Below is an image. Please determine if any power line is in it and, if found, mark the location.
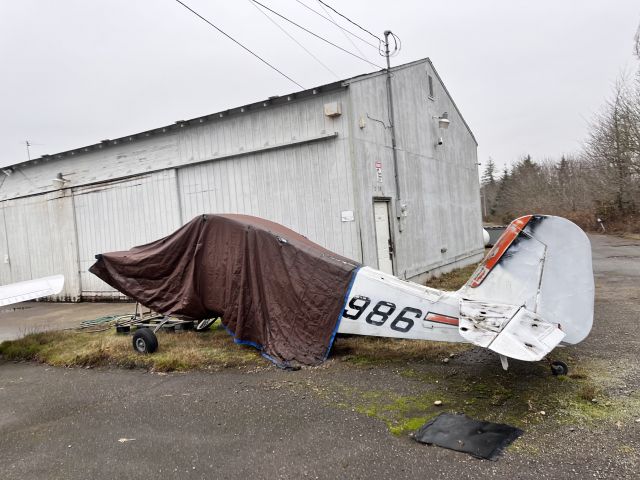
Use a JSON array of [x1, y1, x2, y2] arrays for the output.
[[173, 0, 304, 89], [316, 0, 381, 42], [292, 0, 378, 49], [250, 1, 384, 70], [315, 0, 372, 63], [249, 1, 340, 79]]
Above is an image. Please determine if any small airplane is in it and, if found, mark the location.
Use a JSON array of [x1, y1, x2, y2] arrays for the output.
[[90, 213, 593, 375], [0, 275, 65, 308], [338, 215, 594, 374]]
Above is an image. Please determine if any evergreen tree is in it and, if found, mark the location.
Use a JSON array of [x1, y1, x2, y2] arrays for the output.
[[481, 157, 497, 186]]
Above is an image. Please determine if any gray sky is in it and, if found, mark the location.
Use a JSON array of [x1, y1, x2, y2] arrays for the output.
[[1, 0, 639, 171]]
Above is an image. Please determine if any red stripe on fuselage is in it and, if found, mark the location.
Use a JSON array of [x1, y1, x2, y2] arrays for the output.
[[425, 312, 459, 326]]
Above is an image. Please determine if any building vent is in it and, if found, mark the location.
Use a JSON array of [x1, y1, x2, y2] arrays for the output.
[[324, 102, 342, 117]]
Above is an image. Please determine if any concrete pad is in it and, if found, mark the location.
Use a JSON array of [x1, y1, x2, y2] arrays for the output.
[[0, 302, 135, 343]]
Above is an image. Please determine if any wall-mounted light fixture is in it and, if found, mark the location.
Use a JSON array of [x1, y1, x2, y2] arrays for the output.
[[51, 172, 69, 188], [433, 111, 450, 130]]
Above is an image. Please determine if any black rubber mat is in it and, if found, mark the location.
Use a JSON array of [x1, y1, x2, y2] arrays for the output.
[[413, 413, 523, 460]]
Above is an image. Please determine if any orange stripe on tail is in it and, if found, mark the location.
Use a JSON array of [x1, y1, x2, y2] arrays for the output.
[[469, 215, 533, 288]]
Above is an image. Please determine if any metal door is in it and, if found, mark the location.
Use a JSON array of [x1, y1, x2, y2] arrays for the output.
[[373, 200, 394, 274]]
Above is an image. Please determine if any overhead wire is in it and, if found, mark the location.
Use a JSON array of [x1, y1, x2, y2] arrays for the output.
[[315, 0, 372, 64], [249, 0, 340, 80], [250, 0, 384, 69], [173, 0, 304, 89], [310, 1, 401, 60], [292, 0, 378, 49], [316, 0, 381, 43]]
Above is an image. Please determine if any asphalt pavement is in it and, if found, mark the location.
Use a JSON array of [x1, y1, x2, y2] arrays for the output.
[[0, 234, 638, 479]]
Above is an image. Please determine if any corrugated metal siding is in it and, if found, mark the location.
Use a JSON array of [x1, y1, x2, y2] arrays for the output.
[[346, 61, 483, 279], [0, 192, 80, 300], [0, 61, 481, 299], [0, 208, 9, 286], [0, 135, 179, 202], [73, 170, 181, 298], [177, 137, 359, 261]]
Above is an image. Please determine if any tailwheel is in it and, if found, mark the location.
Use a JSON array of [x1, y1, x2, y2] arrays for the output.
[[550, 360, 569, 376]]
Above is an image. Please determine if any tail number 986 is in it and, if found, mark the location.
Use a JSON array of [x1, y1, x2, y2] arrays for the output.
[[342, 295, 420, 333]]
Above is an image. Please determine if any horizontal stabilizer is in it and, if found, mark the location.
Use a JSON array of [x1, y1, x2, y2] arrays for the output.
[[459, 300, 565, 361], [0, 275, 65, 307]]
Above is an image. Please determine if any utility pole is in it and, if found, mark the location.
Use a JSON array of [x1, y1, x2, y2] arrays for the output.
[[383, 30, 403, 226], [25, 140, 32, 161]]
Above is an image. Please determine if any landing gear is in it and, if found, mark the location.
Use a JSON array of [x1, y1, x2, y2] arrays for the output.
[[550, 360, 569, 376]]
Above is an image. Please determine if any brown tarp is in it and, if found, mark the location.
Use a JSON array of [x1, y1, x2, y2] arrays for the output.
[[89, 214, 360, 365]]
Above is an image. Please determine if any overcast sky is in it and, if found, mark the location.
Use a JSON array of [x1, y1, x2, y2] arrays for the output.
[[1, 0, 639, 171]]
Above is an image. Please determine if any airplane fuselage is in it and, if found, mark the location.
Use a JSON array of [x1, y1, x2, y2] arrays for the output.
[[337, 267, 466, 344]]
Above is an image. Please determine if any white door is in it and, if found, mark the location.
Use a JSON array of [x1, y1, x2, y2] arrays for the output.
[[373, 201, 394, 274]]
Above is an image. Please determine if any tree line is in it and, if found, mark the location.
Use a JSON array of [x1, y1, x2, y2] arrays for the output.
[[481, 26, 640, 233]]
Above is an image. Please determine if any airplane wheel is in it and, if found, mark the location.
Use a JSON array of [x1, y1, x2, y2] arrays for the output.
[[132, 328, 158, 354], [550, 361, 568, 376]]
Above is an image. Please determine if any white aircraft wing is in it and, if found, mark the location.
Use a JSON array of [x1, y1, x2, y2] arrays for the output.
[[0, 275, 65, 307]]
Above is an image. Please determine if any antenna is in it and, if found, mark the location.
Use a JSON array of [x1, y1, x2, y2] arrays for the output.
[[22, 140, 43, 161]]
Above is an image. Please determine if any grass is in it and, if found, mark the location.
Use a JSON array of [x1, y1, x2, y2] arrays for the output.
[[423, 262, 479, 291], [0, 323, 261, 371], [332, 336, 471, 366]]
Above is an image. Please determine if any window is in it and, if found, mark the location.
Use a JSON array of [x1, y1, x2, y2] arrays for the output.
[[428, 74, 434, 99]]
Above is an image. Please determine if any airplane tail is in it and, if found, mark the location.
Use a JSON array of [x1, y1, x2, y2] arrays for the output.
[[457, 215, 594, 362]]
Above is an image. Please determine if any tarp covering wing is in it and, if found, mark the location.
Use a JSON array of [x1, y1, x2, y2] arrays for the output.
[[90, 214, 359, 365]]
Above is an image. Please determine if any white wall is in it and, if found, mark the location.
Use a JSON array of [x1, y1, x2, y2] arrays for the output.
[[0, 61, 483, 299], [0, 191, 81, 300], [346, 60, 484, 279]]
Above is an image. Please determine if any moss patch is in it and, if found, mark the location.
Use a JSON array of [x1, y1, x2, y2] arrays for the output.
[[306, 358, 640, 437]]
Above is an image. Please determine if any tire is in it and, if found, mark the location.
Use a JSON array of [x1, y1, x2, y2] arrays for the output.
[[550, 360, 569, 376], [132, 328, 158, 354], [194, 318, 217, 332], [115, 325, 130, 334]]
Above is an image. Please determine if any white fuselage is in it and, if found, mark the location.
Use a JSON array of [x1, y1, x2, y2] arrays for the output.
[[336, 266, 568, 364], [337, 267, 466, 343]]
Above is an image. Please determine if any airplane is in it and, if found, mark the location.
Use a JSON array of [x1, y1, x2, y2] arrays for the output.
[[0, 275, 65, 308], [338, 214, 594, 375], [90, 213, 593, 375]]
